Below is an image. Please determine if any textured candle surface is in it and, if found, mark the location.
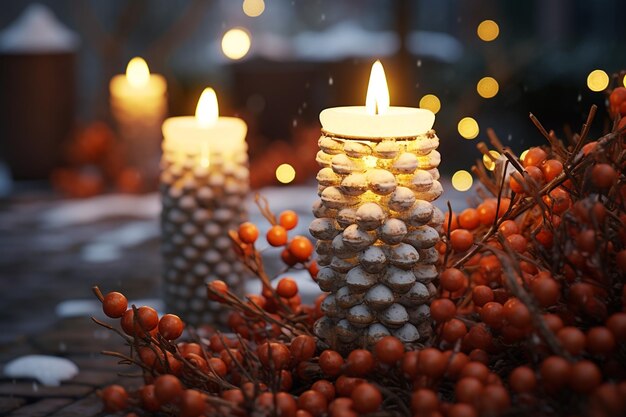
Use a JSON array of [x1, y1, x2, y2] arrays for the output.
[[311, 130, 443, 350], [160, 142, 249, 326]]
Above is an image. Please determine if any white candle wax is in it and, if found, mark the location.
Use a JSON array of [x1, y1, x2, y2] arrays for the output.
[[320, 106, 434, 139], [162, 116, 247, 157], [162, 88, 247, 163], [320, 60, 434, 139]]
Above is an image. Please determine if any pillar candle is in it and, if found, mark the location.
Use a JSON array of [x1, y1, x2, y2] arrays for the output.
[[160, 88, 249, 326], [310, 61, 444, 350], [110, 57, 167, 183]]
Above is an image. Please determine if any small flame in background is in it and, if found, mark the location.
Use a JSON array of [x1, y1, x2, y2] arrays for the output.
[[126, 57, 150, 88], [196, 88, 219, 128]]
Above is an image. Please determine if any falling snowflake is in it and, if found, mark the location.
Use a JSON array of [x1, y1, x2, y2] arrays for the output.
[[417, 60, 422, 67], [329, 77, 334, 85]]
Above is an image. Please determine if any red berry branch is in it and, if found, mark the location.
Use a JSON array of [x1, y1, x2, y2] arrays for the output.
[[91, 75, 626, 417]]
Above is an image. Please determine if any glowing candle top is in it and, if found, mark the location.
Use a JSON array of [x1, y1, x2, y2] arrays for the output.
[[162, 88, 247, 157], [320, 61, 435, 139], [110, 56, 166, 99]]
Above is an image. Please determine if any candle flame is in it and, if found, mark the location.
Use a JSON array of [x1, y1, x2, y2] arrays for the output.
[[365, 60, 390, 115], [126, 57, 150, 88], [195, 88, 219, 127]]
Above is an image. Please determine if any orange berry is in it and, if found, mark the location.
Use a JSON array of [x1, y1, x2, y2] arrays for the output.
[[102, 291, 128, 318], [288, 236, 314, 262], [267, 225, 288, 246], [458, 208, 480, 230], [238, 222, 259, 244], [101, 384, 129, 412], [523, 147, 548, 167], [374, 336, 405, 365], [591, 164, 617, 188], [542, 159, 563, 182], [154, 375, 183, 404], [440, 268, 467, 292], [277, 277, 298, 298], [158, 314, 184, 340], [279, 210, 299, 230], [351, 383, 382, 413], [450, 229, 473, 252], [207, 280, 229, 301], [477, 201, 497, 225]]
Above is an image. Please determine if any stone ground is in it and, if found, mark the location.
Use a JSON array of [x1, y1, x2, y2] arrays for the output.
[[0, 190, 162, 416], [0, 316, 142, 417], [0, 183, 466, 416]]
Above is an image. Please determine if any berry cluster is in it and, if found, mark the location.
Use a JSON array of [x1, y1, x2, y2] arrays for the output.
[[94, 83, 625, 417], [51, 121, 145, 197]]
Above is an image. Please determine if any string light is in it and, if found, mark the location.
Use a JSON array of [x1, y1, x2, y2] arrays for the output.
[[482, 150, 501, 171], [419, 94, 441, 114], [587, 69, 609, 92], [458, 117, 479, 139], [520, 149, 530, 162], [477, 77, 499, 98], [477, 20, 499, 42], [222, 28, 251, 60], [452, 170, 473, 192], [276, 163, 296, 184], [242, 0, 265, 17]]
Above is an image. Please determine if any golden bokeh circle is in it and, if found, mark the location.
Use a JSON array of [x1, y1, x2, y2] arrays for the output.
[[452, 170, 473, 192], [477, 77, 499, 98], [477, 20, 499, 42], [458, 117, 480, 139]]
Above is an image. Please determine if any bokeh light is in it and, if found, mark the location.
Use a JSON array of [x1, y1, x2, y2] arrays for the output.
[[477, 20, 499, 42], [587, 69, 609, 92], [419, 94, 441, 114], [520, 149, 530, 162], [221, 28, 251, 60], [477, 77, 499, 98], [276, 163, 296, 184], [482, 150, 501, 171], [623, 74, 626, 88], [458, 117, 480, 139], [243, 0, 265, 17], [452, 170, 473, 192]]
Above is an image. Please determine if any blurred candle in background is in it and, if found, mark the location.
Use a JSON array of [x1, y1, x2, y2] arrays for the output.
[[160, 88, 249, 327], [109, 56, 167, 186]]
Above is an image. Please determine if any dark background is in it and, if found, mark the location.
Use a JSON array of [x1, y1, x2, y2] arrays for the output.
[[0, 0, 624, 182]]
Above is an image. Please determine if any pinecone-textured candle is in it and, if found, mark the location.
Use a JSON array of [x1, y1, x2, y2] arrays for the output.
[[311, 130, 443, 350], [160, 148, 249, 326], [160, 88, 249, 327]]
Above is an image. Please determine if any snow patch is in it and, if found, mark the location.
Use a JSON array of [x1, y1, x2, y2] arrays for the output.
[[3, 355, 78, 386]]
